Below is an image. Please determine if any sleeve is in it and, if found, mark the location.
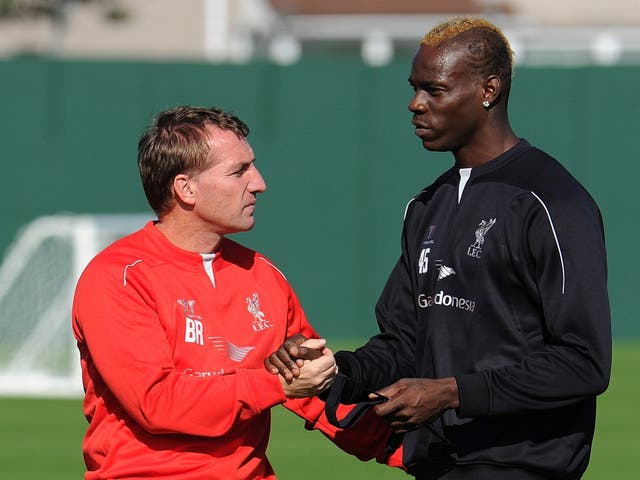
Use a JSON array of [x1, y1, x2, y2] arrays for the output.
[[281, 271, 321, 340], [335, 222, 419, 393], [276, 264, 405, 470], [456, 191, 612, 417], [72, 260, 286, 437], [284, 396, 405, 469]]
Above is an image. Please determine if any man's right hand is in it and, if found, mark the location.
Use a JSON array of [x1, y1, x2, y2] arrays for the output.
[[277, 338, 338, 398], [264, 334, 325, 381]]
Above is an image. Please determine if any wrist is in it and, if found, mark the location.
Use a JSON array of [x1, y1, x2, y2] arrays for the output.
[[279, 374, 292, 396], [439, 377, 460, 410]]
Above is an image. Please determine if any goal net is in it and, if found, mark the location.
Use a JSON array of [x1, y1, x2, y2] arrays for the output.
[[0, 213, 152, 397]]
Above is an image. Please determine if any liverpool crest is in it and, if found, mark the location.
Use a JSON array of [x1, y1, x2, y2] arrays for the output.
[[246, 292, 273, 332], [467, 218, 496, 258]]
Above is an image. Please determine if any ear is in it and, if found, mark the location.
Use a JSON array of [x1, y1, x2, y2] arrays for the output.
[[173, 173, 196, 206], [482, 75, 501, 106]]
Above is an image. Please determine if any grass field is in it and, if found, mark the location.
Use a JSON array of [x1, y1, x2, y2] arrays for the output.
[[0, 340, 638, 479]]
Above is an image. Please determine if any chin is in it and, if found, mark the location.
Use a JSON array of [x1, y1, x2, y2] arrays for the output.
[[225, 221, 255, 235], [421, 139, 448, 152], [240, 220, 256, 232]]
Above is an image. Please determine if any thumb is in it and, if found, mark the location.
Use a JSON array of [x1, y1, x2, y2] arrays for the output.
[[298, 338, 327, 359], [374, 382, 402, 399], [300, 338, 327, 349]]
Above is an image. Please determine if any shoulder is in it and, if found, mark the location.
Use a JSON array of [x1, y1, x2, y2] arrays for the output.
[[77, 228, 149, 288], [480, 143, 601, 217], [406, 167, 458, 218], [490, 146, 605, 247], [522, 148, 601, 218], [493, 144, 589, 196], [221, 238, 289, 283]]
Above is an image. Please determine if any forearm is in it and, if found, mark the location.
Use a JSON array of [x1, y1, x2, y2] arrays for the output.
[[78, 295, 287, 436], [334, 331, 416, 395], [456, 341, 610, 418], [459, 195, 612, 417], [93, 348, 286, 436]]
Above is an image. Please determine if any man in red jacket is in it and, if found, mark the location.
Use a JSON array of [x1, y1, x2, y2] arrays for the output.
[[72, 106, 401, 480]]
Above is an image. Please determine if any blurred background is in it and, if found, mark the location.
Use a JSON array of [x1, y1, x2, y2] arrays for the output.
[[0, 1, 638, 478]]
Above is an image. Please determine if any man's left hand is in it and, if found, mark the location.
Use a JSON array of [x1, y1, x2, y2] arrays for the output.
[[371, 377, 460, 433]]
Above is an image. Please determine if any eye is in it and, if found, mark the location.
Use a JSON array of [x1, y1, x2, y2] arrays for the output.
[[232, 163, 252, 177], [423, 83, 447, 97], [410, 82, 443, 97]]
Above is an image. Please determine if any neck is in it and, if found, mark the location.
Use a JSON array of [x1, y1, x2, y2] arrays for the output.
[[155, 214, 223, 254], [453, 122, 519, 168]]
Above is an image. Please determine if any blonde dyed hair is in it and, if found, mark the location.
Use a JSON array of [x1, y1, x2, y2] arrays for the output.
[[421, 17, 514, 92]]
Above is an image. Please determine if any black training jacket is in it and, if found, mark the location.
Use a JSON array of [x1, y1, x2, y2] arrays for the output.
[[335, 139, 611, 478]]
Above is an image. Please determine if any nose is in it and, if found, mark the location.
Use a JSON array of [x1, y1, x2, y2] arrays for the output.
[[249, 165, 267, 193], [408, 91, 427, 113]]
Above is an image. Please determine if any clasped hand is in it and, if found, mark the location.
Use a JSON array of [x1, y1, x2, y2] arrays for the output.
[[272, 336, 338, 398], [265, 335, 459, 432]]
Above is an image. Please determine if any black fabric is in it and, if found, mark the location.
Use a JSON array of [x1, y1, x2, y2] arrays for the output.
[[332, 351, 370, 404], [323, 373, 387, 429], [414, 463, 560, 480], [331, 140, 611, 478]]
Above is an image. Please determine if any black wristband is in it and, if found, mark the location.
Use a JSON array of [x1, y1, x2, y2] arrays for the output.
[[324, 373, 388, 429]]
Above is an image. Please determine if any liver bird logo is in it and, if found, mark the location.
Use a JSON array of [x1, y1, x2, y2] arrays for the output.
[[471, 218, 497, 249]]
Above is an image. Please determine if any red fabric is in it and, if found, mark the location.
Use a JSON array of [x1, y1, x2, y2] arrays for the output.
[[287, 398, 405, 468], [73, 222, 403, 479]]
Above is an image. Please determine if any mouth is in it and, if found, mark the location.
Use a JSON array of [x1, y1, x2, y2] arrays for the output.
[[413, 122, 432, 137]]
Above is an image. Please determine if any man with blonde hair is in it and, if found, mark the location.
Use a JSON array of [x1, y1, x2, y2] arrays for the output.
[[267, 17, 611, 479]]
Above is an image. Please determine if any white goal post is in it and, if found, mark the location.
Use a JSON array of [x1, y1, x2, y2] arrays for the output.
[[0, 213, 152, 397]]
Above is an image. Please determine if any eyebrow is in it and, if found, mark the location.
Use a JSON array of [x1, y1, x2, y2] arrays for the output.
[[229, 157, 256, 172]]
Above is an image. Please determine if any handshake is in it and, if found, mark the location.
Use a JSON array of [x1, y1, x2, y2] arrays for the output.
[[264, 334, 337, 398], [264, 335, 461, 435]]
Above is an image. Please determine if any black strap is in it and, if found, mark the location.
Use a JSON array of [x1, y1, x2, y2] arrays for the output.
[[324, 373, 388, 429]]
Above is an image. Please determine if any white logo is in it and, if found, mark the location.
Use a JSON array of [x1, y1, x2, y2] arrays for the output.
[[185, 317, 204, 345], [417, 290, 475, 312], [437, 264, 456, 280], [209, 337, 256, 363], [246, 292, 273, 332], [418, 248, 430, 274], [178, 299, 204, 346], [417, 226, 438, 274], [467, 218, 496, 258], [184, 368, 225, 377]]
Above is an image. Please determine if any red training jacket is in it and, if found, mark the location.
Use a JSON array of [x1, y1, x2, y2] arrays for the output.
[[72, 222, 402, 479]]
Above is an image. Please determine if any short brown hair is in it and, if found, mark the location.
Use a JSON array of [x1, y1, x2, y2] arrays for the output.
[[422, 17, 514, 96], [138, 106, 249, 217]]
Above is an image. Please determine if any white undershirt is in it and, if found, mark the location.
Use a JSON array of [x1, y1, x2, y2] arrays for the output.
[[458, 168, 472, 203], [200, 253, 216, 287]]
